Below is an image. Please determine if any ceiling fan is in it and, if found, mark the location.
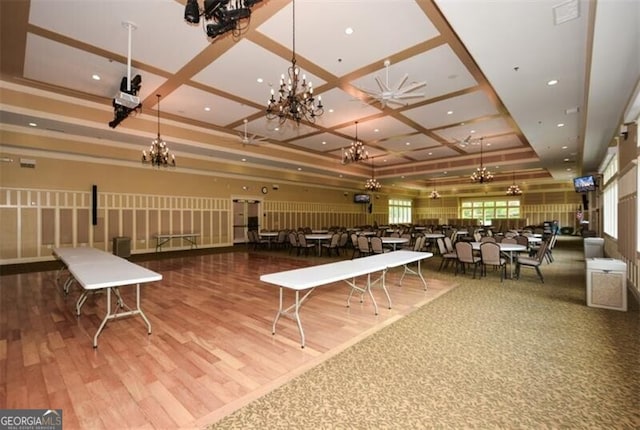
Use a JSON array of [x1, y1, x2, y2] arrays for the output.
[[455, 135, 482, 148], [358, 60, 427, 108], [238, 119, 268, 146]]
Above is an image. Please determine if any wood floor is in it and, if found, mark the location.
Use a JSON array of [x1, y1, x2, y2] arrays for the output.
[[0, 247, 456, 429]]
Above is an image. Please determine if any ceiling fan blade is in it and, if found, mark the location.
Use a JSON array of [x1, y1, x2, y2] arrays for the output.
[[393, 73, 409, 91], [395, 81, 427, 94], [394, 92, 426, 99], [374, 76, 389, 92]]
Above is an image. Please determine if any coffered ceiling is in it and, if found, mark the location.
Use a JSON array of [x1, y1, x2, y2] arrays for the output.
[[1, 0, 638, 192]]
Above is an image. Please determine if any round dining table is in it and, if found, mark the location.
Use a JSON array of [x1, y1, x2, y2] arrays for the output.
[[305, 233, 333, 256], [380, 237, 409, 251]]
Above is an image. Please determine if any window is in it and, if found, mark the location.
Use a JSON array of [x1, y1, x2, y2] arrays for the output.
[[602, 153, 618, 239], [460, 198, 521, 225], [388, 199, 412, 224]]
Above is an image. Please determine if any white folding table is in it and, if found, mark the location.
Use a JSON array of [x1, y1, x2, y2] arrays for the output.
[[154, 233, 199, 252], [53, 247, 161, 347], [260, 250, 433, 348]]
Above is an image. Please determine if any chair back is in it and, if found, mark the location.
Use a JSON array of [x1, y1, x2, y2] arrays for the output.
[[339, 232, 349, 248], [437, 238, 448, 255], [414, 236, 425, 252], [501, 237, 517, 244], [288, 232, 298, 247], [480, 236, 496, 243], [455, 241, 475, 264], [370, 236, 385, 254], [444, 236, 455, 253], [357, 235, 371, 253], [297, 232, 308, 246], [473, 231, 482, 242], [277, 230, 287, 244], [329, 233, 340, 247], [480, 242, 502, 265], [515, 235, 529, 247], [534, 240, 549, 262]]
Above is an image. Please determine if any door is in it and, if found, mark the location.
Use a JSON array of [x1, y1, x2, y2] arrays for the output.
[[233, 199, 262, 244]]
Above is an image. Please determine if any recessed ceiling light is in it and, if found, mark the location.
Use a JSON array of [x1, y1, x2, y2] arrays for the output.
[[256, 78, 263, 83], [321, 141, 326, 145], [557, 123, 565, 127], [405, 142, 410, 146], [470, 130, 476, 134], [428, 152, 432, 155], [297, 167, 302, 171], [562, 145, 568, 149], [566, 168, 572, 171], [447, 110, 453, 115], [345, 27, 354, 35], [328, 109, 334, 113], [241, 158, 247, 162], [28, 122, 37, 127], [204, 107, 211, 112], [91, 74, 101, 81], [374, 129, 379, 133], [564, 158, 570, 162], [274, 127, 280, 131], [547, 79, 559, 86]]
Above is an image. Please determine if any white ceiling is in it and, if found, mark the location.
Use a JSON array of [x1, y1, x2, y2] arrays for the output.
[[1, 0, 639, 190]]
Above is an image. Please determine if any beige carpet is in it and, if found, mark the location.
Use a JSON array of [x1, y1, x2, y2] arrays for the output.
[[209, 237, 640, 429]]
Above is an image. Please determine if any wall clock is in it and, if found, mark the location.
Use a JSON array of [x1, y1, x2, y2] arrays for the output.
[[261, 186, 268, 194]]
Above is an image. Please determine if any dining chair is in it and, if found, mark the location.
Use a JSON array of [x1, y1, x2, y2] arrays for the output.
[[515, 240, 549, 283], [288, 232, 300, 255], [437, 238, 457, 272], [350, 233, 361, 259], [454, 241, 481, 278], [479, 242, 507, 282], [357, 235, 372, 257], [480, 236, 496, 243], [297, 232, 315, 256], [321, 233, 341, 256], [370, 236, 390, 254]]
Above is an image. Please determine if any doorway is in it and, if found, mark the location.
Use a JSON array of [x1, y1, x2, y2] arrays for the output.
[[233, 199, 262, 244]]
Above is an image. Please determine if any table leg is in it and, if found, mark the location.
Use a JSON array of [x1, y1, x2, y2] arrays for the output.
[[272, 287, 314, 348]]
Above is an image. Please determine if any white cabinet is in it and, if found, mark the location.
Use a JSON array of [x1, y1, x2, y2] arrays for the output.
[[585, 258, 627, 311]]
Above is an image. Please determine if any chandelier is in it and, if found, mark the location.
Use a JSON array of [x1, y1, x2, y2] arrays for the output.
[[506, 172, 522, 195], [365, 160, 381, 191], [429, 180, 440, 199], [266, 0, 324, 125], [142, 94, 175, 167], [342, 121, 369, 164], [470, 138, 493, 183]]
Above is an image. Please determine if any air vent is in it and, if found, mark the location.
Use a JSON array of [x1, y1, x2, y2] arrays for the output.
[[19, 158, 36, 168], [553, 0, 579, 25]]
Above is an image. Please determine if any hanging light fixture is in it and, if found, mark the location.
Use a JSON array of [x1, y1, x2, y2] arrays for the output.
[[365, 159, 381, 191], [142, 94, 175, 167], [342, 121, 369, 164], [506, 171, 522, 195], [470, 137, 493, 183], [429, 179, 440, 199], [266, 0, 324, 125]]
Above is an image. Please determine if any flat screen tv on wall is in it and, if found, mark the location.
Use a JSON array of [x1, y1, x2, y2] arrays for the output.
[[354, 193, 371, 203], [573, 175, 596, 193]]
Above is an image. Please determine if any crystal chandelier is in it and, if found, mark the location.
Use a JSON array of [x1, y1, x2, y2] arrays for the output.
[[506, 172, 522, 195], [266, 0, 324, 125], [470, 138, 493, 183], [342, 121, 369, 164], [142, 94, 175, 167], [429, 180, 440, 199], [365, 160, 381, 191]]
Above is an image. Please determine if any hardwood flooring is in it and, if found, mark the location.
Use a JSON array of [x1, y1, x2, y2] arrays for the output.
[[0, 248, 456, 429]]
